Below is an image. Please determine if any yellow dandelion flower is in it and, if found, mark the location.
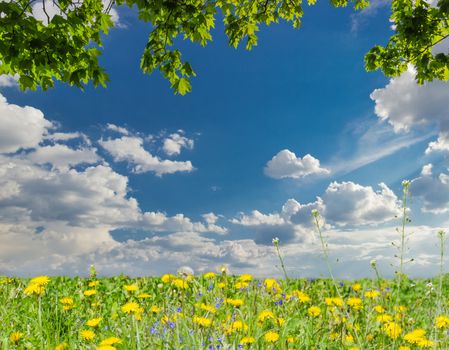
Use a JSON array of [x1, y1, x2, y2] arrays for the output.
[[30, 275, 50, 286], [24, 283, 45, 296], [235, 281, 249, 289], [80, 329, 95, 341], [124, 284, 139, 292], [86, 317, 102, 327], [54, 343, 68, 350], [99, 337, 122, 346], [325, 297, 343, 307], [138, 293, 151, 299], [383, 321, 402, 339], [287, 337, 295, 343], [240, 336, 256, 344], [199, 303, 216, 314], [203, 272, 216, 279], [308, 306, 321, 317], [399, 346, 411, 350], [403, 329, 426, 344], [217, 282, 226, 288], [264, 278, 281, 292], [377, 314, 393, 323], [416, 338, 433, 348], [394, 305, 407, 312], [330, 332, 340, 341], [60, 296, 74, 305], [193, 316, 212, 327], [374, 305, 385, 313], [226, 320, 248, 334], [121, 301, 140, 314], [88, 280, 99, 287], [352, 283, 362, 291], [436, 315, 449, 328], [9, 332, 23, 343], [293, 290, 311, 303], [150, 305, 161, 313], [83, 289, 97, 297], [172, 278, 188, 289], [345, 334, 354, 343], [225, 298, 244, 307], [366, 334, 374, 341], [258, 310, 275, 322], [364, 290, 380, 299], [347, 297, 363, 310], [264, 331, 279, 343], [161, 274, 175, 283], [239, 274, 253, 282]]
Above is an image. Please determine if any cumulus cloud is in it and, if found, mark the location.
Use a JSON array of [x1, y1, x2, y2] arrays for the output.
[[322, 182, 401, 226], [264, 149, 329, 179], [162, 131, 194, 156], [411, 165, 449, 214], [370, 65, 449, 153], [230, 181, 400, 246], [26, 144, 100, 170], [0, 94, 53, 153], [99, 136, 194, 176]]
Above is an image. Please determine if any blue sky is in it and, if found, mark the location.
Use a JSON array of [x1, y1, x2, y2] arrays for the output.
[[1, 1, 449, 278]]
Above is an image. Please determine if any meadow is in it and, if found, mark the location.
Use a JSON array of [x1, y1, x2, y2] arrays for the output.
[[1, 183, 449, 350]]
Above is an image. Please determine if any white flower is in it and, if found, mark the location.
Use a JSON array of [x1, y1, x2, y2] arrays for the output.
[[272, 237, 280, 245]]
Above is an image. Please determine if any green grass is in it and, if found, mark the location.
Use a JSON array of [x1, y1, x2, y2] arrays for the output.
[[1, 273, 449, 349]]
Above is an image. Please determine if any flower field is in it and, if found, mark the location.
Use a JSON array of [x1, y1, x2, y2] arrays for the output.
[[1, 271, 449, 349]]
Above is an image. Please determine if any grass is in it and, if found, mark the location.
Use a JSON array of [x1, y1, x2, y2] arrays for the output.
[[1, 272, 449, 349]]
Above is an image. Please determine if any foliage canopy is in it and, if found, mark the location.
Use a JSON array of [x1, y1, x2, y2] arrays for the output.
[[1, 0, 448, 94]]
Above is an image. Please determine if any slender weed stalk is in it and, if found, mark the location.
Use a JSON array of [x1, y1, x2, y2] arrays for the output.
[[311, 209, 364, 350], [272, 237, 289, 281], [396, 180, 411, 292], [433, 230, 446, 349], [391, 180, 412, 350]]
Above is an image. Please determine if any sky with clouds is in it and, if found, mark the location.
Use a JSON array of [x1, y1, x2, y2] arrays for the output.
[[1, 1, 449, 279]]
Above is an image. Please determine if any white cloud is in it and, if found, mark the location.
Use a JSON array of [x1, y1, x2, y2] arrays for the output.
[[26, 144, 100, 170], [0, 94, 53, 153], [99, 136, 194, 176], [162, 132, 194, 156], [411, 166, 449, 213], [0, 74, 19, 88], [425, 134, 449, 154], [371, 65, 449, 153], [264, 149, 330, 179], [106, 123, 129, 135], [45, 132, 87, 142], [322, 182, 401, 226]]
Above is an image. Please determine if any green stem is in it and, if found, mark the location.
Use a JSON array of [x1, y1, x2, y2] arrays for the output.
[[312, 211, 364, 350]]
